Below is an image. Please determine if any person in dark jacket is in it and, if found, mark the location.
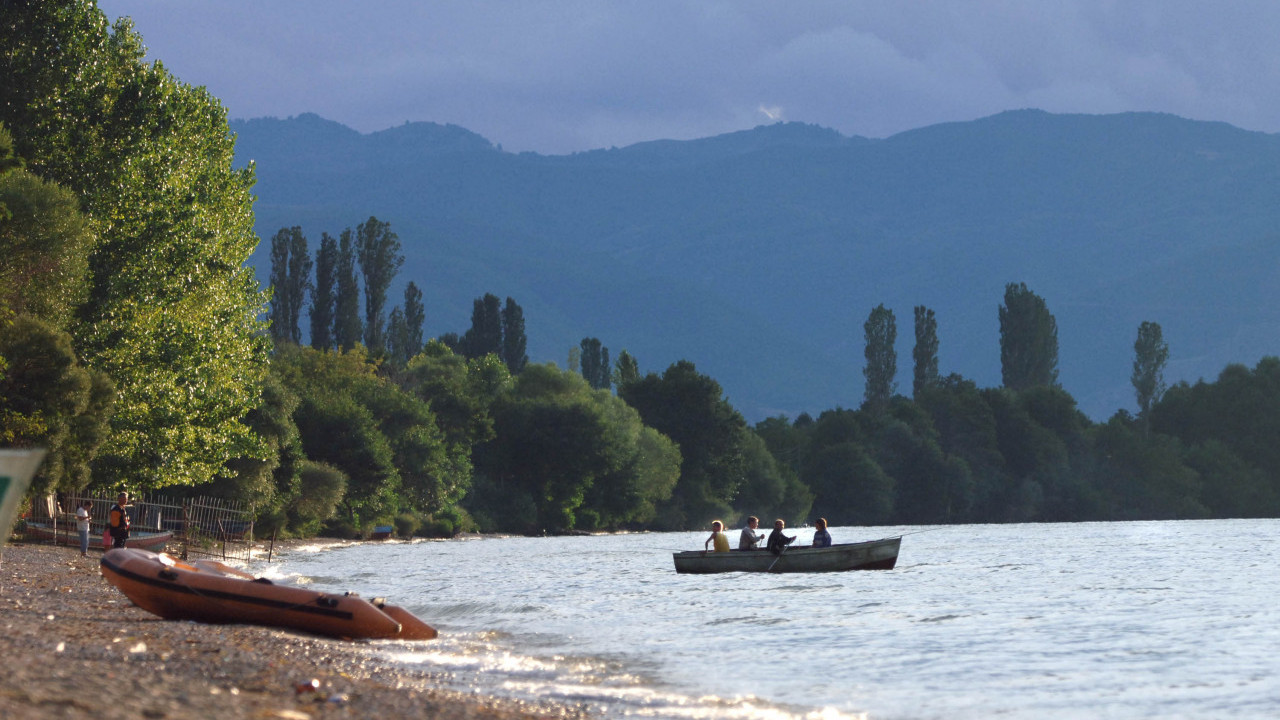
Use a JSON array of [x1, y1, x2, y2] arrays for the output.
[[766, 518, 795, 555], [108, 492, 131, 549]]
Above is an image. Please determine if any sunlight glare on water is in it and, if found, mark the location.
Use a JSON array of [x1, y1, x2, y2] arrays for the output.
[[271, 520, 1280, 719]]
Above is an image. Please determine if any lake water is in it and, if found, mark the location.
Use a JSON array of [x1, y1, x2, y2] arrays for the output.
[[264, 520, 1280, 719]]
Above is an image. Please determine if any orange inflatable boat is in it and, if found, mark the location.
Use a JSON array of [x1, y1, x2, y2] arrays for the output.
[[100, 548, 437, 640]]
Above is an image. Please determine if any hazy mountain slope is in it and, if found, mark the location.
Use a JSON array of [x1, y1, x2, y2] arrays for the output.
[[232, 110, 1280, 421]]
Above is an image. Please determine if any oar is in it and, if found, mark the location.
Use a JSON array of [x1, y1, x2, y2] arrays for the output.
[[766, 542, 789, 572]]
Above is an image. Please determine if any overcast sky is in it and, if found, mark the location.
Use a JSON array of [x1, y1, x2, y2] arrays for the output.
[[96, 1, 1280, 155]]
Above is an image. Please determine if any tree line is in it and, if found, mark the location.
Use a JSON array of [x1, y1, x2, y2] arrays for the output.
[[3, 2, 1279, 540]]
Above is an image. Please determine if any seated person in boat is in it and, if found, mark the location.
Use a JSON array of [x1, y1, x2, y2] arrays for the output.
[[705, 520, 730, 552], [739, 516, 764, 550], [766, 519, 795, 555], [811, 518, 832, 547]]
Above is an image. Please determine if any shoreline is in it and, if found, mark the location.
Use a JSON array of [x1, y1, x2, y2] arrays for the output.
[[0, 541, 590, 720]]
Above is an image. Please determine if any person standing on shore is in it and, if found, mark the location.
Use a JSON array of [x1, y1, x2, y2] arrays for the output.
[[108, 493, 131, 549], [75, 501, 93, 556], [739, 516, 764, 550]]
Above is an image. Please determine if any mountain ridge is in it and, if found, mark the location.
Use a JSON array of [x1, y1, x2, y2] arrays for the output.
[[232, 110, 1280, 421]]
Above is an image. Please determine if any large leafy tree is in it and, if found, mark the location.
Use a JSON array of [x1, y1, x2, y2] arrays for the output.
[[355, 216, 403, 355], [619, 360, 749, 529], [309, 232, 337, 351], [912, 305, 939, 398], [1131, 321, 1169, 420], [2, 2, 271, 489], [273, 344, 461, 522], [1153, 357, 1280, 491], [400, 340, 499, 450], [863, 304, 897, 412], [0, 158, 94, 328], [804, 441, 894, 526], [999, 282, 1059, 391], [475, 364, 678, 532], [0, 315, 114, 493]]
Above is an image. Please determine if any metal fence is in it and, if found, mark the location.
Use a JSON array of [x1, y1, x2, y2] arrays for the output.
[[24, 492, 256, 564]]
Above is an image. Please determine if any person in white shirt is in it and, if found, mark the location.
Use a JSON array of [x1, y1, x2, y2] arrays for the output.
[[75, 500, 93, 556], [739, 516, 764, 550]]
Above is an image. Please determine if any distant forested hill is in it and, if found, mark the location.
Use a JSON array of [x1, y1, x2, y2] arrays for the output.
[[231, 110, 1280, 421]]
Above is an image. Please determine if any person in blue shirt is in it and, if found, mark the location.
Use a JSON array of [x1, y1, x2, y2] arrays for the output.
[[811, 517, 832, 548]]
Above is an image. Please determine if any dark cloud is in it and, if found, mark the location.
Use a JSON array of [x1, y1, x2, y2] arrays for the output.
[[97, 1, 1280, 153]]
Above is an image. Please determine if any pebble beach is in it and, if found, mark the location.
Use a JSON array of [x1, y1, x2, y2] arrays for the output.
[[0, 541, 589, 720]]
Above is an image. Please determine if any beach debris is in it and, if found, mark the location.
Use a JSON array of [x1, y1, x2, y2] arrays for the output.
[[294, 678, 320, 694]]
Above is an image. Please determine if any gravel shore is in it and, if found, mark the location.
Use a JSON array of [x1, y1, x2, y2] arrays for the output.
[[0, 541, 590, 720]]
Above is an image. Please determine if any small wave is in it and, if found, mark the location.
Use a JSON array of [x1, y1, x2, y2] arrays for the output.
[[378, 640, 868, 720], [431, 602, 542, 619], [705, 616, 787, 627]]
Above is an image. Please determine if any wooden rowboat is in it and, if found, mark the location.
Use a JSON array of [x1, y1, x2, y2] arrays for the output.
[[672, 536, 901, 574], [24, 522, 174, 553], [100, 548, 437, 640]]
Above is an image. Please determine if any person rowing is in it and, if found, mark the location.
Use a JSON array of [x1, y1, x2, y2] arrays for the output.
[[766, 518, 794, 555]]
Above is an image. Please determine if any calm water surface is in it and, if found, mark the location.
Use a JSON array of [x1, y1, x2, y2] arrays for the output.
[[266, 520, 1280, 719]]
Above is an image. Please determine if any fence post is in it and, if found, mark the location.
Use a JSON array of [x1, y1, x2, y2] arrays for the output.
[[181, 503, 190, 561]]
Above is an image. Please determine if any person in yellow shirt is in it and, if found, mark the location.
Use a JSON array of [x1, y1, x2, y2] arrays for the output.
[[704, 520, 730, 552]]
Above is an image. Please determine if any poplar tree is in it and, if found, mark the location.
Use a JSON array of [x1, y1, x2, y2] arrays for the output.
[[580, 337, 611, 390], [267, 226, 311, 345], [334, 229, 363, 352], [863, 304, 897, 411], [402, 282, 425, 360], [285, 228, 312, 345], [385, 306, 408, 365], [355, 216, 403, 355], [268, 229, 291, 343], [462, 293, 502, 359], [613, 350, 640, 388], [500, 297, 528, 374], [310, 233, 337, 351], [1132, 321, 1169, 419], [913, 305, 939, 398], [999, 282, 1059, 390]]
